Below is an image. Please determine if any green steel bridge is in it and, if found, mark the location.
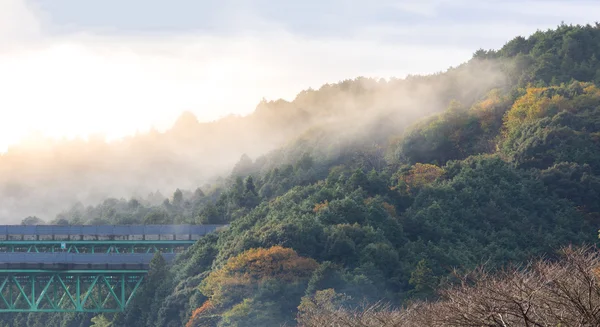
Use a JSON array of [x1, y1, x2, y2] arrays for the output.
[[0, 224, 225, 313]]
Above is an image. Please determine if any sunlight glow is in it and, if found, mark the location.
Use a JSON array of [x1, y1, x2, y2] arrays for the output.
[[0, 34, 474, 152]]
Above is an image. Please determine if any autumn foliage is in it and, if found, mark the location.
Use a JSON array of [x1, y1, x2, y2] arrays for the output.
[[503, 82, 600, 134], [397, 163, 445, 194], [185, 300, 214, 327], [200, 246, 318, 305], [313, 200, 329, 213]]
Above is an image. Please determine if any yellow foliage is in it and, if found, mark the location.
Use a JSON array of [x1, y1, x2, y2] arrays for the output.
[[473, 89, 503, 112], [313, 200, 329, 213], [472, 89, 508, 133], [504, 87, 560, 132], [200, 246, 318, 304], [584, 84, 600, 95], [503, 83, 600, 134]]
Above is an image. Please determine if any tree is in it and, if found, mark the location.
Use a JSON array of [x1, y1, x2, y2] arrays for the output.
[[53, 218, 69, 225], [172, 188, 183, 206], [232, 154, 254, 177], [408, 259, 437, 300], [220, 299, 283, 327], [244, 176, 256, 195], [90, 315, 112, 327], [200, 246, 318, 306], [295, 153, 314, 171], [242, 176, 259, 208], [123, 253, 171, 327], [21, 216, 45, 225], [186, 300, 217, 327], [198, 203, 223, 224], [396, 163, 444, 195], [143, 210, 170, 224], [193, 187, 205, 198]]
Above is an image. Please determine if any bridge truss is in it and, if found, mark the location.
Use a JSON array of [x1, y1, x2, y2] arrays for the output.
[[0, 270, 145, 312], [0, 240, 195, 254], [0, 224, 226, 312]]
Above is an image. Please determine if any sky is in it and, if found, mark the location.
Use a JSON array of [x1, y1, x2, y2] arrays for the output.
[[0, 0, 599, 152]]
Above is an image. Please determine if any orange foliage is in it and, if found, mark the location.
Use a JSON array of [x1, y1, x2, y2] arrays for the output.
[[399, 163, 444, 194], [200, 246, 318, 303], [503, 83, 600, 134], [382, 202, 397, 218], [313, 200, 329, 213], [186, 300, 214, 327]]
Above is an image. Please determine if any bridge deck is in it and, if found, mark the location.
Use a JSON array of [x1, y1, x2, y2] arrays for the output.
[[0, 253, 175, 270]]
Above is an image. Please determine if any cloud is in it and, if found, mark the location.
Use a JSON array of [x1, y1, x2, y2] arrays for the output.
[[484, 0, 600, 20], [0, 0, 42, 47], [389, 0, 448, 17], [1, 0, 598, 151], [0, 1, 477, 152]]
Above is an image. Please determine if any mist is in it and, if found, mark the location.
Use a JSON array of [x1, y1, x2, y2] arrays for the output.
[[0, 53, 511, 224], [0, 1, 478, 151], [0, 0, 536, 223]]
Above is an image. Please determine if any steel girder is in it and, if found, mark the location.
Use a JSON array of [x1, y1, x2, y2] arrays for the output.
[[0, 270, 145, 312], [0, 241, 195, 254]]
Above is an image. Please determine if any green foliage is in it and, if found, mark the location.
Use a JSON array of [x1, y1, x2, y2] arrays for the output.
[[21, 216, 45, 225], [408, 259, 437, 300], [539, 162, 600, 217], [90, 315, 112, 327], [395, 89, 511, 166], [122, 253, 172, 327], [481, 23, 600, 86], [219, 299, 279, 327], [500, 82, 600, 171]]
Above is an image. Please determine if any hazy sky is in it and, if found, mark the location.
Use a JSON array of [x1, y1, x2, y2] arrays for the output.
[[0, 0, 598, 151]]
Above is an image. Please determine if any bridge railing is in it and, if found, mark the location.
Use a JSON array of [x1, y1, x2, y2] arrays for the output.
[[0, 224, 227, 241]]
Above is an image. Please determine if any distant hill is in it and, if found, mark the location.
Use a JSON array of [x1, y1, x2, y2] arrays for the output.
[[0, 53, 504, 223]]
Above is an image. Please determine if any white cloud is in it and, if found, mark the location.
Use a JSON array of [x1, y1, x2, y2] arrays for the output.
[[0, 0, 43, 47]]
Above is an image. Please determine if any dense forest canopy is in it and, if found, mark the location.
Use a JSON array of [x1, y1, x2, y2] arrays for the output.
[[3, 23, 600, 326]]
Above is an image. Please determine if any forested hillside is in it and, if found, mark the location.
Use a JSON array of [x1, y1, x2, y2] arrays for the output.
[[3, 23, 600, 327], [0, 49, 502, 223]]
